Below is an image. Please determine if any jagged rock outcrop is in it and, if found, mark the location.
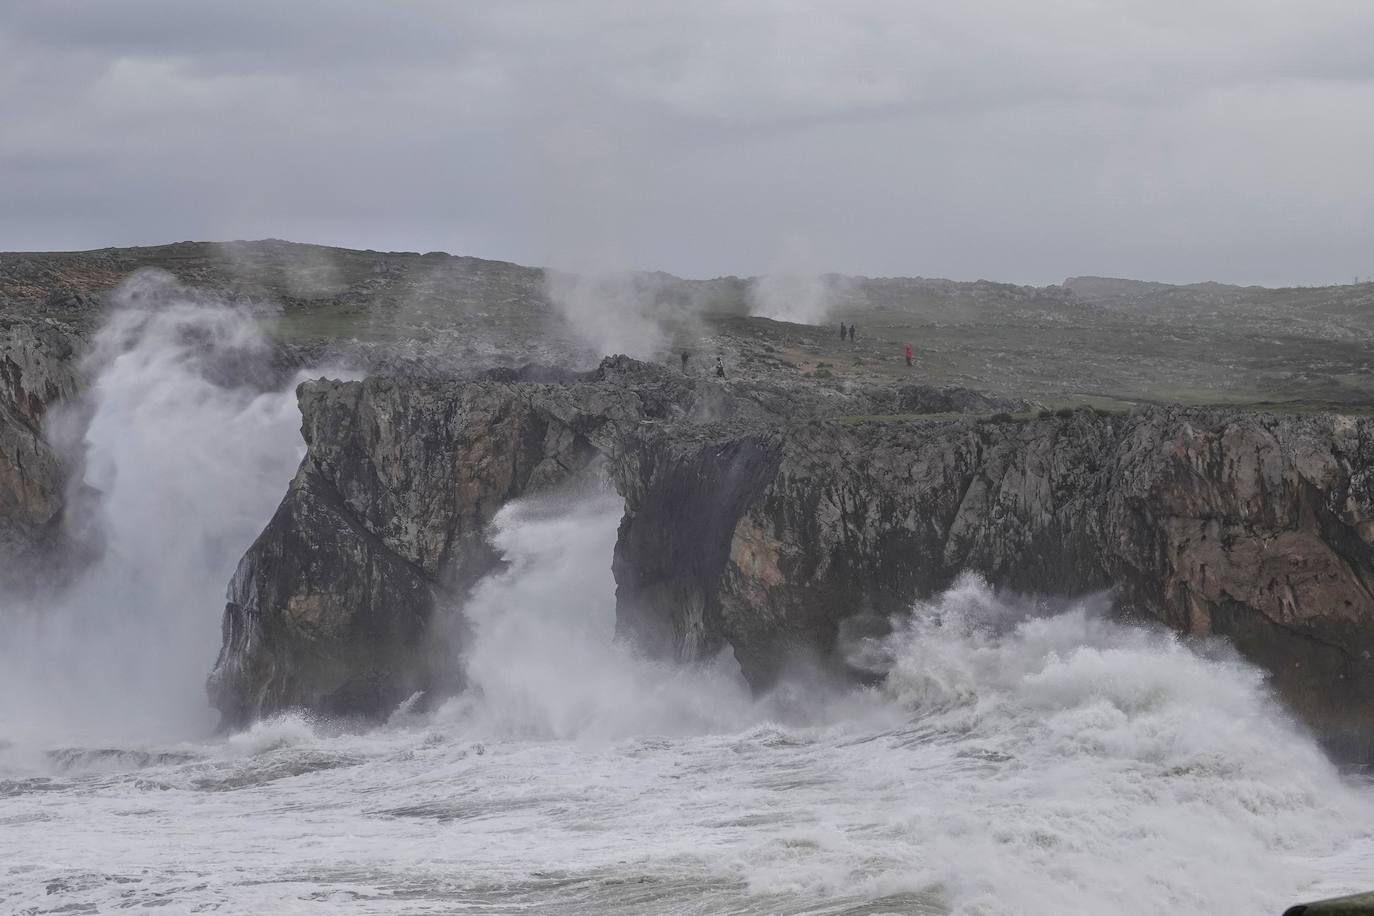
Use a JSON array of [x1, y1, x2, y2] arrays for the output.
[[613, 412, 1121, 680], [1107, 410, 1374, 758], [210, 460, 441, 727], [612, 432, 785, 663], [208, 361, 711, 726], [209, 360, 1374, 759], [206, 356, 935, 725], [0, 316, 81, 583], [614, 407, 1374, 757]]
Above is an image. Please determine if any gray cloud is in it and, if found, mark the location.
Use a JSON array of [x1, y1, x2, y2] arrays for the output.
[[2, 0, 1373, 285]]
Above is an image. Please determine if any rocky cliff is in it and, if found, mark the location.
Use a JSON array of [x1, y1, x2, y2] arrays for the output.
[[6, 243, 1373, 758], [208, 359, 723, 726], [616, 408, 1374, 757], [206, 356, 879, 725], [210, 361, 1374, 759], [0, 316, 82, 585]]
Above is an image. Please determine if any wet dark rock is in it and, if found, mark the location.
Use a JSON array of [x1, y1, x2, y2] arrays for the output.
[[209, 358, 1374, 761], [8, 240, 1374, 760], [614, 412, 1120, 685], [0, 316, 82, 586], [613, 430, 785, 662], [207, 462, 441, 727], [617, 407, 1374, 759], [209, 355, 1000, 726], [208, 359, 672, 727]]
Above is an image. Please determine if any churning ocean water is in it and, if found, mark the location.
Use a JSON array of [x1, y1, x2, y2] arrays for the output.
[[3, 300, 1373, 915]]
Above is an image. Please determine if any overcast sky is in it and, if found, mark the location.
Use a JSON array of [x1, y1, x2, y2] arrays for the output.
[[2, 1, 1372, 285]]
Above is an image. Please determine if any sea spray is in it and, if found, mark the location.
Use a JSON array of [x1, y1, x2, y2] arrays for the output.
[[854, 574, 1374, 912], [435, 496, 1374, 911], [747, 236, 852, 325], [440, 490, 765, 741], [544, 269, 676, 361], [0, 276, 332, 744]]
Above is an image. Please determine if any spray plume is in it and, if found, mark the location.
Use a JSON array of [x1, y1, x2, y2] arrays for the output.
[[0, 272, 330, 744], [747, 237, 851, 325]]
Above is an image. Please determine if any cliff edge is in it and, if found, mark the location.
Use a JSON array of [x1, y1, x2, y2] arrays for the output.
[[209, 362, 1374, 760]]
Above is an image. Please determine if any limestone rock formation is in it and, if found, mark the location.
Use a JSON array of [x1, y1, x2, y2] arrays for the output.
[[615, 407, 1374, 757], [1107, 410, 1374, 757], [206, 356, 906, 725], [208, 358, 1374, 759], [208, 363, 683, 726], [0, 316, 81, 583]]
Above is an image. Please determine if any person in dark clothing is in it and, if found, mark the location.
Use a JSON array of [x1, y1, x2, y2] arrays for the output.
[[904, 342, 913, 367], [839, 322, 847, 339], [848, 324, 857, 342], [715, 356, 726, 378], [681, 350, 690, 372]]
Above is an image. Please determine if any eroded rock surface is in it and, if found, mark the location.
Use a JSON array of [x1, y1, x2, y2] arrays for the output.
[[616, 408, 1374, 757], [211, 357, 1374, 760], [0, 317, 81, 583], [209, 361, 714, 726], [206, 356, 935, 724]]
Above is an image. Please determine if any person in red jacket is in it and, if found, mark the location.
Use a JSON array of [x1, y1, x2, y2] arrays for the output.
[[904, 342, 913, 367]]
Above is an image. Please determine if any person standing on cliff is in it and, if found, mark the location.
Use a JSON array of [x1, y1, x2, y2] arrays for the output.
[[681, 350, 690, 373], [849, 324, 857, 342], [839, 321, 847, 340], [904, 342, 913, 367], [715, 356, 726, 378]]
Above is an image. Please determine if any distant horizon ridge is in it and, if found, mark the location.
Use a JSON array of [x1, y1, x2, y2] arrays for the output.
[[1, 237, 1370, 293]]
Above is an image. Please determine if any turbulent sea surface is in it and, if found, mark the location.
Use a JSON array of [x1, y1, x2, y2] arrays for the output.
[[3, 297, 1374, 915]]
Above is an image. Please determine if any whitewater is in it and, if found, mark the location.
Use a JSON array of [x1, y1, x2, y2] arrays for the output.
[[3, 294, 1374, 915]]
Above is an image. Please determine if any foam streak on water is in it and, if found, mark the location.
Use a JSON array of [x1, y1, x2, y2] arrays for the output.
[[2, 302, 1373, 914]]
